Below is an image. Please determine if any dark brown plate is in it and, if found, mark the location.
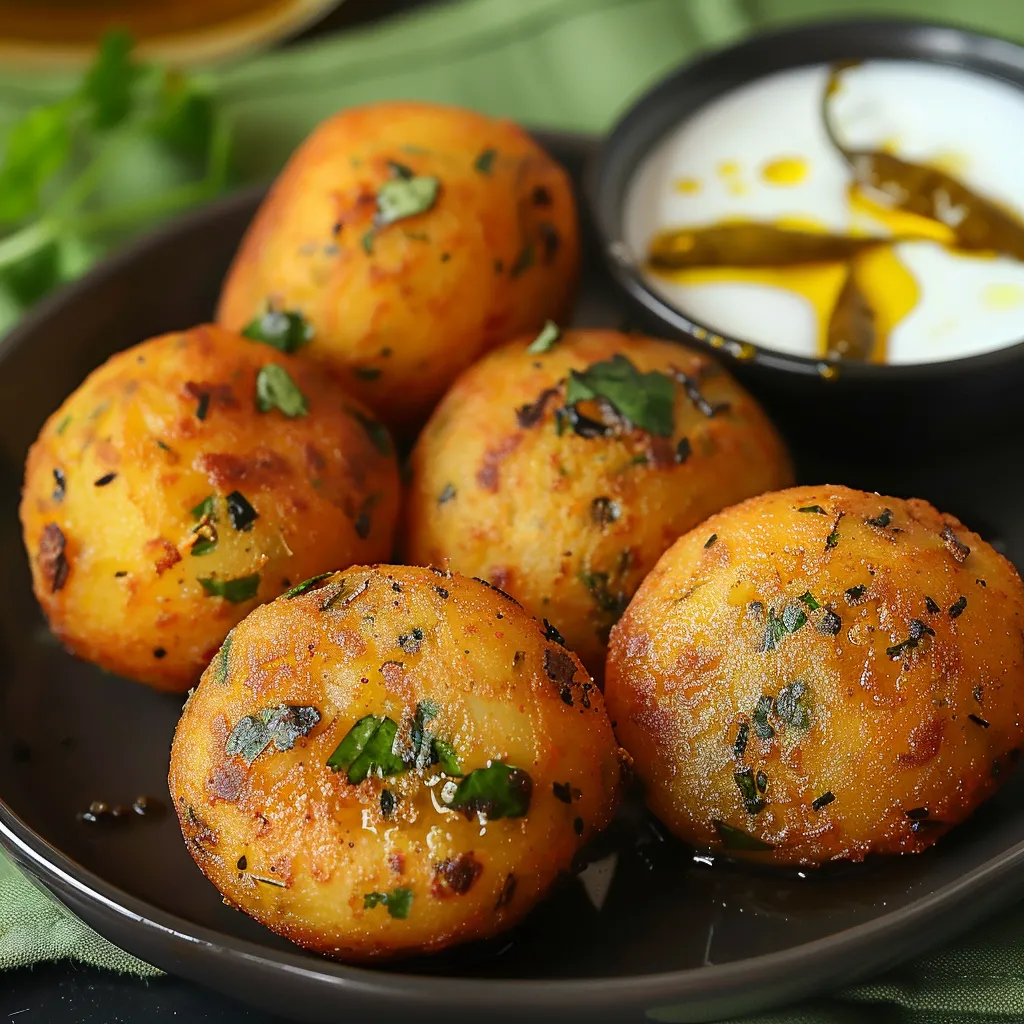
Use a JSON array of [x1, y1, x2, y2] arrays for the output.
[[3, 131, 1024, 1024]]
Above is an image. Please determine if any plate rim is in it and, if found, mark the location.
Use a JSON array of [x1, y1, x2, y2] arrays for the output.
[[4, 133, 1024, 1021]]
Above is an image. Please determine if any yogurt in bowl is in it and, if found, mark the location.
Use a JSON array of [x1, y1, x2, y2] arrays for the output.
[[623, 60, 1024, 365]]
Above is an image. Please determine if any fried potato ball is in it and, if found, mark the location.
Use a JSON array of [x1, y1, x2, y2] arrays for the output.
[[20, 324, 399, 693], [216, 101, 579, 435], [605, 485, 1024, 866], [168, 565, 622, 961], [403, 328, 793, 676]]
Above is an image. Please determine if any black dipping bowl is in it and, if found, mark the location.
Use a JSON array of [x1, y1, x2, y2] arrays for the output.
[[587, 18, 1024, 451]]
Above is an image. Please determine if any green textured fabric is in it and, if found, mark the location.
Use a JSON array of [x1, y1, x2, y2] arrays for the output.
[[4, 0, 1024, 1018]]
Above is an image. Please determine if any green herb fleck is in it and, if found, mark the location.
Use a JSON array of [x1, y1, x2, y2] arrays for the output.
[[191, 495, 216, 520], [734, 766, 766, 814], [284, 572, 334, 599], [565, 354, 675, 437], [818, 609, 842, 636], [353, 366, 381, 381], [326, 715, 405, 783], [590, 496, 619, 526], [256, 364, 308, 418], [198, 573, 260, 603], [242, 309, 313, 353], [380, 789, 397, 820], [712, 819, 775, 851], [398, 627, 425, 654], [527, 320, 561, 354], [450, 762, 532, 820], [798, 505, 826, 515], [474, 148, 497, 174], [775, 681, 811, 730], [733, 722, 749, 758], [865, 508, 893, 528], [361, 229, 375, 254], [226, 705, 320, 764], [348, 406, 393, 457], [844, 585, 867, 604], [826, 529, 840, 548], [886, 619, 935, 660], [510, 242, 535, 277], [925, 596, 940, 614], [752, 695, 775, 740], [211, 631, 232, 685], [949, 596, 967, 619], [438, 483, 456, 505], [56, 415, 72, 435], [704, 533, 718, 549], [363, 887, 413, 918], [387, 160, 414, 180], [376, 175, 439, 227], [799, 591, 820, 611]]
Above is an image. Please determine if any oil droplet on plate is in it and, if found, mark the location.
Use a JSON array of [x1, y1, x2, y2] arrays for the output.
[[674, 177, 702, 194], [761, 156, 809, 187], [717, 160, 741, 178], [818, 362, 840, 381], [981, 282, 1024, 311]]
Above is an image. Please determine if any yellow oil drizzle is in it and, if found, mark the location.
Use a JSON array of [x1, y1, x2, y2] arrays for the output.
[[717, 160, 741, 177], [761, 156, 809, 186], [657, 262, 848, 352], [849, 245, 920, 361], [982, 282, 1024, 311], [847, 185, 954, 244], [655, 244, 918, 361], [674, 177, 702, 194], [929, 150, 970, 176]]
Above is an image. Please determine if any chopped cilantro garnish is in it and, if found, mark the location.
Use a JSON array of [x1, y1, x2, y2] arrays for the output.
[[198, 573, 260, 603], [255, 364, 308, 418], [712, 819, 775, 851], [242, 309, 313, 353], [326, 715, 404, 783], [450, 762, 532, 820], [564, 354, 675, 437], [527, 319, 561, 354], [225, 705, 320, 764]]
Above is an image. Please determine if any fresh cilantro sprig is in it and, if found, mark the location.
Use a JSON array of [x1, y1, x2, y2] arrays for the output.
[[0, 31, 233, 335]]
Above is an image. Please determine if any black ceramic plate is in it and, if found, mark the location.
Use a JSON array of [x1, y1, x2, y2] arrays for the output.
[[3, 133, 1024, 1024]]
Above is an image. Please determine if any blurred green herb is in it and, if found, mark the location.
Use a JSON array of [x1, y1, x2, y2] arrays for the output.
[[0, 30, 232, 335]]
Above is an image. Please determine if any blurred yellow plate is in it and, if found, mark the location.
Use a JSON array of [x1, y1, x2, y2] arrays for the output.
[[0, 0, 343, 68]]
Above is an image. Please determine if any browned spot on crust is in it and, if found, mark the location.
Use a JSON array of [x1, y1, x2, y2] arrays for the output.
[[644, 435, 677, 469], [331, 187, 376, 231], [897, 717, 946, 767], [183, 806, 218, 859], [196, 449, 292, 489], [37, 523, 69, 592], [515, 387, 560, 429], [495, 872, 517, 909], [388, 852, 405, 875], [477, 435, 522, 492], [94, 439, 121, 466], [304, 443, 327, 473], [432, 852, 483, 898], [148, 537, 182, 575], [208, 762, 247, 803], [184, 380, 238, 410], [545, 648, 578, 705]]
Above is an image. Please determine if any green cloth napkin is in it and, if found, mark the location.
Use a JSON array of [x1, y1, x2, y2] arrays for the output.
[[5, 0, 1024, 1019]]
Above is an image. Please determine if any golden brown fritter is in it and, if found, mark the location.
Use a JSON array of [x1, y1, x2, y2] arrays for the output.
[[404, 328, 792, 676], [169, 566, 622, 960], [20, 324, 399, 692], [606, 484, 1024, 865], [216, 102, 579, 435]]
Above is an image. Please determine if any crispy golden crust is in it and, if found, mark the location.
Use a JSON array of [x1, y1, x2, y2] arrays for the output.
[[402, 329, 793, 676], [20, 325, 399, 692], [605, 484, 1024, 866], [216, 101, 579, 435], [168, 566, 621, 960]]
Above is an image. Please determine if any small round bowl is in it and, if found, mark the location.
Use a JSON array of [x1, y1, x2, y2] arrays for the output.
[[586, 18, 1024, 449]]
